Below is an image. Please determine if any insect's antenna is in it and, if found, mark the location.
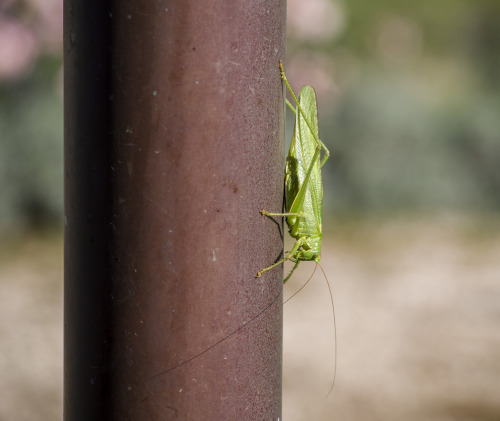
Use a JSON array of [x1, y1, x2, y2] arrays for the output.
[[283, 263, 317, 305], [150, 286, 283, 380], [318, 262, 337, 397], [282, 263, 336, 396]]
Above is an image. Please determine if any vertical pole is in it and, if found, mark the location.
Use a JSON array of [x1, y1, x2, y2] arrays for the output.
[[64, 1, 286, 420]]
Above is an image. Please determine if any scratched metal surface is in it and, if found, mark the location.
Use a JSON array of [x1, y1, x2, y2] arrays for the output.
[[64, 0, 286, 419]]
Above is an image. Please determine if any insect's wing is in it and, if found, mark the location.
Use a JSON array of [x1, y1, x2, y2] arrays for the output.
[[285, 86, 322, 236]]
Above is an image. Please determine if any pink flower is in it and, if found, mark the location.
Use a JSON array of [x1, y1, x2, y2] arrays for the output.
[[0, 17, 38, 80]]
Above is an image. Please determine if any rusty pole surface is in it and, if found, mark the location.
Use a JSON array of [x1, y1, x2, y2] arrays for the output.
[[64, 1, 286, 420]]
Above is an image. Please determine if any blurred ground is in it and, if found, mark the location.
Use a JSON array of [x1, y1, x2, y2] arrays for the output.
[[0, 233, 63, 421], [284, 214, 500, 421], [1, 215, 499, 420]]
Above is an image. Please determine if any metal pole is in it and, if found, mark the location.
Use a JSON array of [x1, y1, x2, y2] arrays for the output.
[[64, 1, 286, 420]]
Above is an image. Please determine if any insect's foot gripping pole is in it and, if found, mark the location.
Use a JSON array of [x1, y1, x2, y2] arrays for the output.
[[260, 209, 282, 217], [279, 60, 286, 81]]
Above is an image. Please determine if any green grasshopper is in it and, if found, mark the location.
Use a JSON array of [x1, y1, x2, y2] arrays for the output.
[[152, 62, 335, 394], [257, 61, 330, 283]]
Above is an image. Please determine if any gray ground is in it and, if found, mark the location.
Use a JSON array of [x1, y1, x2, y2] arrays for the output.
[[284, 215, 500, 421], [1, 215, 499, 420]]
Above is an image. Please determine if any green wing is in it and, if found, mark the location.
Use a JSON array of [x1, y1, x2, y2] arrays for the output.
[[284, 86, 323, 238]]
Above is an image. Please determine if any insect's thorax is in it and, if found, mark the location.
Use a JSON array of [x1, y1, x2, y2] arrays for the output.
[[297, 235, 322, 262]]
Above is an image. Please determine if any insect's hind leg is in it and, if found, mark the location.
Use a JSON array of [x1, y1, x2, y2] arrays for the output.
[[286, 99, 296, 114], [279, 60, 330, 165]]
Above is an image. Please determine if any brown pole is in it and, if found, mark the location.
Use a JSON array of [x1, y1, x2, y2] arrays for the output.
[[64, 1, 286, 420]]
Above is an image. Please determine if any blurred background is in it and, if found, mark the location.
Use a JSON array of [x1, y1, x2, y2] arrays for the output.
[[0, 0, 63, 420], [283, 0, 500, 420], [1, 0, 499, 419]]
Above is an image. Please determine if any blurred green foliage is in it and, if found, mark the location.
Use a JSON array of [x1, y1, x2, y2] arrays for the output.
[[288, 0, 500, 214], [325, 71, 500, 212], [0, 56, 63, 233], [1, 0, 499, 236]]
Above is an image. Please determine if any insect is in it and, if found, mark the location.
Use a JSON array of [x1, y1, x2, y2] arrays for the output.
[[257, 61, 330, 283], [258, 61, 336, 396], [153, 61, 336, 395]]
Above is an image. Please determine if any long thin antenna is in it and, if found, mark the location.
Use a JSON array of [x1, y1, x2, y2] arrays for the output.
[[150, 262, 337, 398], [282, 262, 337, 397], [283, 263, 318, 305], [150, 263, 320, 380], [150, 287, 283, 380], [318, 262, 337, 397]]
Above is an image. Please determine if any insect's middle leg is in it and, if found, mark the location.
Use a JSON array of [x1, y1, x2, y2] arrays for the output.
[[260, 209, 302, 217]]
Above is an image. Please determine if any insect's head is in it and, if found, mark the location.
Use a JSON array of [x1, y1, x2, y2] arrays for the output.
[[299, 247, 321, 263]]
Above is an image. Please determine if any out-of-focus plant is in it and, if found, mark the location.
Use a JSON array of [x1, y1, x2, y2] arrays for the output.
[[0, 0, 63, 234], [286, 0, 500, 214], [2, 0, 500, 234]]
